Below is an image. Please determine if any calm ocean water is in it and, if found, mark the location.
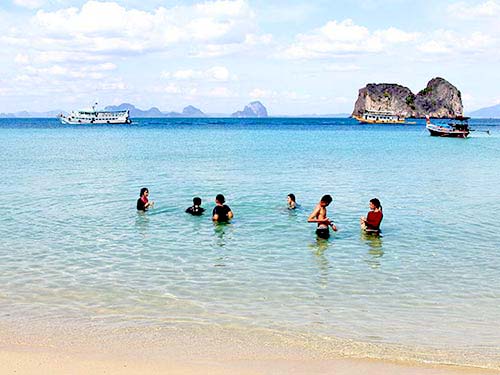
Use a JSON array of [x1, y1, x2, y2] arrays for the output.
[[1, 118, 499, 367]]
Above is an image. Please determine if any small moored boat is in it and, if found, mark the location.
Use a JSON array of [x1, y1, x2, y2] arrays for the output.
[[353, 110, 405, 124], [425, 116, 470, 138], [59, 103, 132, 125]]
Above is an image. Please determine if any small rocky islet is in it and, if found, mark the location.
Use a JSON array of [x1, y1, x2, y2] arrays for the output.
[[352, 77, 463, 118]]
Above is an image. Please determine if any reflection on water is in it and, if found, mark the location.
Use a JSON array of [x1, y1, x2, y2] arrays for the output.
[[213, 222, 231, 248], [135, 211, 150, 237], [309, 238, 331, 288], [2, 118, 500, 366], [361, 231, 384, 269]]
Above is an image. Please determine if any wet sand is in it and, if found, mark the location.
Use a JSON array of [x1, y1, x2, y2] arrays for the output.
[[1, 323, 498, 375], [2, 350, 498, 375]]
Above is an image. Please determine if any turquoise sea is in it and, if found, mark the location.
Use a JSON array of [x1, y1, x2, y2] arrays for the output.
[[0, 118, 499, 368]]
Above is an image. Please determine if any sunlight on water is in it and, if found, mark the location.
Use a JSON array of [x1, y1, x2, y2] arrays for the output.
[[0, 118, 499, 367]]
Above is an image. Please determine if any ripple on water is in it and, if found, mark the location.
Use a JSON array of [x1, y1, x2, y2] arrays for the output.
[[0, 119, 499, 368]]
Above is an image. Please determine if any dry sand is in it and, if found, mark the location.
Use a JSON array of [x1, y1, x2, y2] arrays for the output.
[[1, 350, 498, 375], [1, 322, 498, 375]]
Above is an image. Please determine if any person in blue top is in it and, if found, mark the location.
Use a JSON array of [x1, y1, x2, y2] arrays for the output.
[[212, 194, 233, 222]]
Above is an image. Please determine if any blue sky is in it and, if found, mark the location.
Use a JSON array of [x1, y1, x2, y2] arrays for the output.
[[0, 0, 499, 114]]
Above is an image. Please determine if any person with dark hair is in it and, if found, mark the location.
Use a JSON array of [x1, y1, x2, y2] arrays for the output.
[[308, 194, 337, 239], [360, 198, 383, 232], [212, 194, 233, 222], [287, 193, 297, 209], [137, 188, 154, 211], [186, 197, 205, 216]]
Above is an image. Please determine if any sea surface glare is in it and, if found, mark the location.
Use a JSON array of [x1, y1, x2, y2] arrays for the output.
[[0, 118, 499, 368]]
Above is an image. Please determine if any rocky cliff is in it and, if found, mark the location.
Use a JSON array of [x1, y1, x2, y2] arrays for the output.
[[352, 77, 463, 118], [232, 101, 268, 118]]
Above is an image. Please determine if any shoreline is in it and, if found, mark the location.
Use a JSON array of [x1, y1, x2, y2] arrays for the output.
[[1, 322, 498, 374], [2, 347, 498, 375]]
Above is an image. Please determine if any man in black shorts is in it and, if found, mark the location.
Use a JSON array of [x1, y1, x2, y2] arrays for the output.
[[308, 194, 337, 239], [212, 194, 233, 222]]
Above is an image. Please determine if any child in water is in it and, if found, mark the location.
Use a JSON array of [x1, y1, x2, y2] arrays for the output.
[[308, 194, 337, 239], [360, 198, 383, 232], [186, 197, 205, 216], [287, 193, 297, 209], [212, 194, 233, 222], [137, 187, 154, 211]]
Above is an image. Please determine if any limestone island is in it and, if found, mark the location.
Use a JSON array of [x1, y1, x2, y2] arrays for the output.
[[352, 77, 463, 122], [231, 101, 268, 118]]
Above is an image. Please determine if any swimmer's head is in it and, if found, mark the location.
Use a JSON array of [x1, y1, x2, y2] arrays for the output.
[[140, 187, 149, 197], [320, 194, 332, 206], [288, 193, 296, 203], [370, 198, 381, 210], [215, 194, 225, 204], [193, 197, 202, 206]]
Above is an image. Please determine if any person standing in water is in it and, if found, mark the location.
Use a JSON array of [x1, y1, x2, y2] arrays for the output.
[[186, 197, 205, 216], [308, 194, 337, 239], [360, 198, 383, 232], [287, 193, 297, 209], [212, 194, 233, 222], [137, 187, 154, 211]]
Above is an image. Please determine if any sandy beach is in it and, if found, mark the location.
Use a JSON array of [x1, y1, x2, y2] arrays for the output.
[[2, 346, 498, 375], [2, 321, 498, 375]]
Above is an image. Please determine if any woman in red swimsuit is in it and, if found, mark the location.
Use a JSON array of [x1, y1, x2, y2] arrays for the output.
[[360, 198, 383, 232]]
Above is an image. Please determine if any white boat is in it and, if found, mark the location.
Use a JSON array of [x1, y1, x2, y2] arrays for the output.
[[59, 104, 131, 125], [353, 110, 405, 124]]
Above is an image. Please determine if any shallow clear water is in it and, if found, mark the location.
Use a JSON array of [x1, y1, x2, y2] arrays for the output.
[[0, 118, 499, 365]]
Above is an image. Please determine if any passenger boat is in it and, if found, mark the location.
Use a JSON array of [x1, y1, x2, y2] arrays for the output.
[[425, 116, 470, 138], [59, 104, 132, 125], [353, 110, 405, 124]]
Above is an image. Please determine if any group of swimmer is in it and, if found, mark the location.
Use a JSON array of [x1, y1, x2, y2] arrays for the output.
[[137, 188, 383, 239]]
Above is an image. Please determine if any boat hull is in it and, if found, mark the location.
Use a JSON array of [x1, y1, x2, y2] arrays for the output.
[[59, 117, 132, 125], [59, 109, 132, 125], [426, 125, 469, 138], [353, 114, 406, 124]]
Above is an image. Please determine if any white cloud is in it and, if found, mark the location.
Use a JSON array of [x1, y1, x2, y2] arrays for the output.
[[21, 62, 117, 80], [207, 87, 234, 97], [25, 0, 259, 56], [249, 88, 310, 101], [163, 83, 181, 94], [161, 66, 233, 82], [417, 30, 494, 55], [14, 0, 45, 9], [374, 27, 420, 43], [0, 0, 271, 76], [448, 0, 500, 18], [193, 33, 273, 57], [15, 54, 30, 64], [281, 19, 419, 59], [326, 63, 361, 72], [249, 88, 277, 99], [418, 40, 451, 54]]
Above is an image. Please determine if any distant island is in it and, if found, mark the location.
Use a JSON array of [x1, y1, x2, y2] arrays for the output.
[[352, 77, 463, 118], [104, 103, 207, 118], [231, 101, 268, 118], [0, 102, 272, 119], [468, 103, 500, 118]]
